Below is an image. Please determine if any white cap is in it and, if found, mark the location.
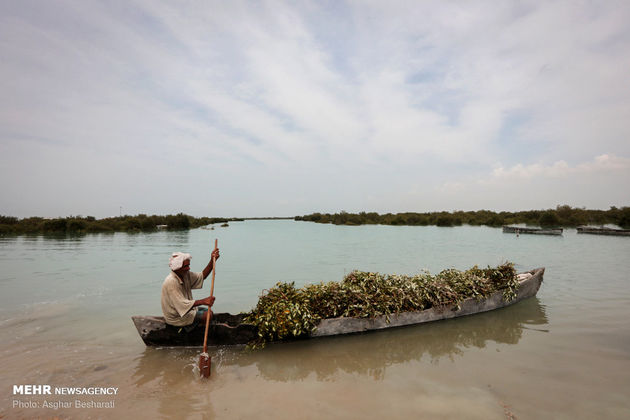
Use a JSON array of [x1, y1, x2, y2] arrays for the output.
[[169, 252, 191, 271]]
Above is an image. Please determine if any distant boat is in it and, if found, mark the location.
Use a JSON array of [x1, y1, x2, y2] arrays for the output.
[[131, 268, 544, 346], [502, 226, 563, 236], [577, 226, 630, 236]]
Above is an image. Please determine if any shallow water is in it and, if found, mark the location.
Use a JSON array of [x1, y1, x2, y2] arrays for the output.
[[1, 221, 629, 419]]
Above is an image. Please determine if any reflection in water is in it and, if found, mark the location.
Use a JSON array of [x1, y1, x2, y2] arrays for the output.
[[164, 230, 191, 246], [133, 298, 547, 386], [0, 233, 87, 249], [0, 230, 192, 249], [40, 232, 88, 242], [132, 347, 217, 419]]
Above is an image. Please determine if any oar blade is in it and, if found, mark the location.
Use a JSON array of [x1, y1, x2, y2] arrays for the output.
[[199, 352, 211, 378]]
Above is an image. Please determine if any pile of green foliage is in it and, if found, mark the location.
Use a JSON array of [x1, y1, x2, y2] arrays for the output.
[[245, 262, 519, 347]]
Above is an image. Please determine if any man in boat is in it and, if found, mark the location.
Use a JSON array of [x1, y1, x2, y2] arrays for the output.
[[161, 249, 220, 328]]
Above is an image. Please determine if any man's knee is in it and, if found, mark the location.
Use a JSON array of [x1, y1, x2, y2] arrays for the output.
[[197, 309, 212, 323]]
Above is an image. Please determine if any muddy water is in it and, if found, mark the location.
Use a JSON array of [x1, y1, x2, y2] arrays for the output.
[[1, 221, 629, 419]]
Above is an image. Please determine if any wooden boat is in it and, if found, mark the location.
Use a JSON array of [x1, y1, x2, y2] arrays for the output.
[[502, 226, 563, 235], [132, 267, 544, 346], [131, 312, 256, 346], [577, 226, 630, 236]]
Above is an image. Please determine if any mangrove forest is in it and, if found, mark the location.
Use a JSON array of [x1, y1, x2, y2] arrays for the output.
[[294, 205, 630, 228], [0, 213, 243, 234], [2, 205, 629, 234]]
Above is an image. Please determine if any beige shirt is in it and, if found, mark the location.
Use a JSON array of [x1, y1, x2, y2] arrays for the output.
[[161, 271, 205, 326]]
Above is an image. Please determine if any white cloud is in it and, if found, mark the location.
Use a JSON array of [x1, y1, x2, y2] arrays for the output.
[[433, 154, 630, 211], [1, 1, 629, 217], [490, 154, 630, 181]]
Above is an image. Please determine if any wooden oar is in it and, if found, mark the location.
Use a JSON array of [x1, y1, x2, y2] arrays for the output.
[[199, 239, 217, 378]]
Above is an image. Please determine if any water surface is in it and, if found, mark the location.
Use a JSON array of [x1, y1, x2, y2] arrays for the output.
[[1, 221, 629, 418]]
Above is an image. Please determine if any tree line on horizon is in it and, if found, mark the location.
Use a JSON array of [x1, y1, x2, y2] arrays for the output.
[[294, 205, 630, 228], [2, 205, 629, 235], [0, 213, 243, 235]]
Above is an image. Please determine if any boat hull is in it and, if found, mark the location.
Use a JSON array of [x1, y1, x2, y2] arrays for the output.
[[132, 268, 544, 346], [577, 226, 630, 236], [503, 226, 562, 235], [313, 267, 544, 337], [131, 312, 256, 346]]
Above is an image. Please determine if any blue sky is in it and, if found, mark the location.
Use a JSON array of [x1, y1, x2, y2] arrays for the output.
[[1, 0, 629, 218]]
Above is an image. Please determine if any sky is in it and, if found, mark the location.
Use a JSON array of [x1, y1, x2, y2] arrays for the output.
[[1, 0, 629, 218]]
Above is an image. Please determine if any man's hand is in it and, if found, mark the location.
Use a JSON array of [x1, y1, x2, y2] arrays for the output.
[[198, 296, 215, 307], [203, 248, 221, 279]]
